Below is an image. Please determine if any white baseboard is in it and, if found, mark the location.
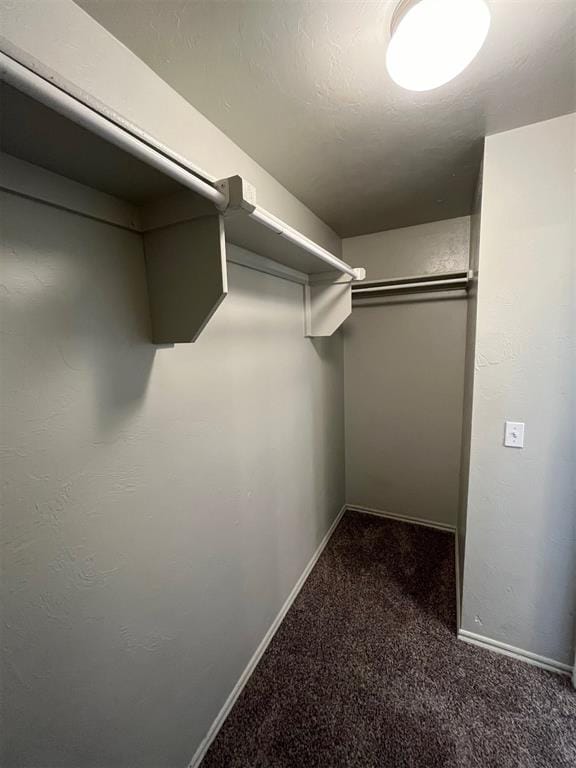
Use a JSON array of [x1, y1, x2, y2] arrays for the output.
[[346, 503, 456, 533], [458, 628, 573, 676], [454, 534, 461, 631], [186, 504, 347, 768]]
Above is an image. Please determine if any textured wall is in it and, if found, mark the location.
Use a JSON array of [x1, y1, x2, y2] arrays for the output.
[[457, 168, 482, 609], [461, 113, 576, 667], [343, 218, 469, 528], [0, 191, 345, 768]]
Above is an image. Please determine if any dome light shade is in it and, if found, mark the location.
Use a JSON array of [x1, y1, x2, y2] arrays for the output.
[[386, 0, 491, 91]]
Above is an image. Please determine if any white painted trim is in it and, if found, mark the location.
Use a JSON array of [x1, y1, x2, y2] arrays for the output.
[[0, 151, 141, 230], [454, 534, 461, 631], [458, 629, 573, 676], [186, 504, 347, 768], [346, 504, 456, 533]]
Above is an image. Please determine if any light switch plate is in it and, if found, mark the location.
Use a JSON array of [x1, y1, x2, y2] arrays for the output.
[[504, 421, 525, 448]]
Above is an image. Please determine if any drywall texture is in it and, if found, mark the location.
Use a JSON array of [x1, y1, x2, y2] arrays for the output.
[[0, 0, 340, 255], [457, 168, 483, 607], [0, 191, 345, 768], [344, 217, 471, 282], [461, 113, 576, 667], [343, 218, 469, 528]]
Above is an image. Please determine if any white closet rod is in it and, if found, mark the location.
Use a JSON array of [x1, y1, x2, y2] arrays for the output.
[[250, 207, 359, 279], [0, 51, 360, 281], [0, 51, 226, 205]]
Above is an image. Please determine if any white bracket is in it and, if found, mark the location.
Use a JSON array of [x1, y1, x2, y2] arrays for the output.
[[143, 214, 228, 344], [215, 175, 257, 214], [305, 271, 355, 337]]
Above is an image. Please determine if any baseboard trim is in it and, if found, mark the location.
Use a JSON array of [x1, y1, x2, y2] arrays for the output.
[[346, 504, 456, 533], [186, 504, 347, 768], [458, 628, 573, 676], [454, 534, 461, 631]]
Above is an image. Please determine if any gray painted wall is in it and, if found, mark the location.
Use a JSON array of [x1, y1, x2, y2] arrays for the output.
[[457, 169, 482, 607], [0, 191, 345, 768], [342, 218, 470, 528], [460, 113, 576, 667]]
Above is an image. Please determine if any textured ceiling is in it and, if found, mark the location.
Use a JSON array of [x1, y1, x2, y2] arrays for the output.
[[75, 0, 576, 237]]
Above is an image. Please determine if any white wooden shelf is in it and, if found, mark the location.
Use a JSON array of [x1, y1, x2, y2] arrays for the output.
[[0, 54, 364, 343]]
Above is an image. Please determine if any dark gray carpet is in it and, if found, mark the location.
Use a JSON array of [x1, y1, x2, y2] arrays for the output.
[[201, 511, 576, 768]]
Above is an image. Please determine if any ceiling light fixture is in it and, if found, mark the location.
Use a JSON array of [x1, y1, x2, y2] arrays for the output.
[[386, 0, 491, 91]]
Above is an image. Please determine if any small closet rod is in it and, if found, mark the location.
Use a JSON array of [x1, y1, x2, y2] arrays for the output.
[[0, 51, 359, 281], [352, 270, 471, 297]]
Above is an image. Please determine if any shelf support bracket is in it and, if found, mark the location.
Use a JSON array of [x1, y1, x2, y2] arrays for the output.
[[143, 214, 228, 344], [304, 271, 363, 337]]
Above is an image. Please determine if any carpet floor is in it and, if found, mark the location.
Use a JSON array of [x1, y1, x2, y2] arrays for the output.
[[201, 511, 576, 768]]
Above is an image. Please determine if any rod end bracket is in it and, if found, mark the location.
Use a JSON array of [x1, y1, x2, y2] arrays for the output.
[[215, 175, 257, 215]]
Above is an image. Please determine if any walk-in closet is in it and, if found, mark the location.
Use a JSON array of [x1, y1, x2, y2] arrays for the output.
[[1, 2, 575, 767]]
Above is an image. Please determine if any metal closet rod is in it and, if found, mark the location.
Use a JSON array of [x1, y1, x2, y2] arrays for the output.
[[0, 51, 360, 281], [352, 270, 471, 296]]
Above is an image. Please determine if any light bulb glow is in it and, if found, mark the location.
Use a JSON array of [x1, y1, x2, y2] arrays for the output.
[[386, 0, 491, 91]]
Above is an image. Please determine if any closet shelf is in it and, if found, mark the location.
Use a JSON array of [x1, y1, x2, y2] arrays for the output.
[[1, 50, 364, 344], [0, 52, 364, 341]]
